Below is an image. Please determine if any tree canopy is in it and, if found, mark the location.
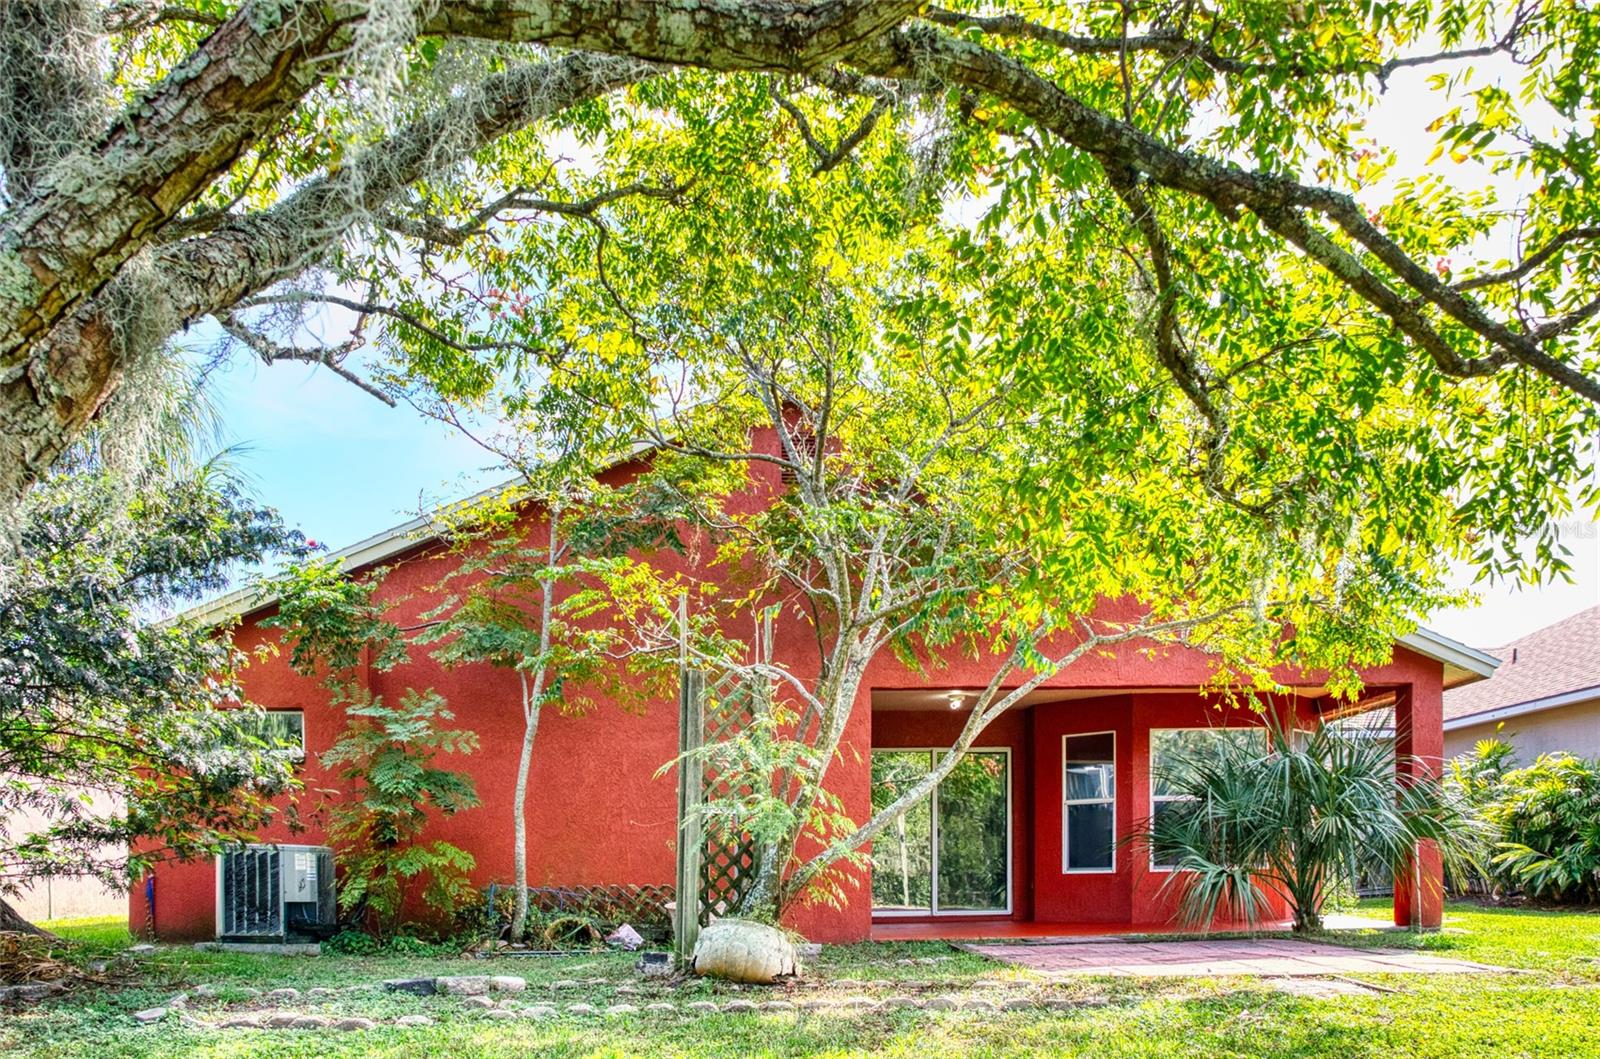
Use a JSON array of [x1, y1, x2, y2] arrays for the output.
[[0, 454, 309, 915], [0, 3, 1595, 596]]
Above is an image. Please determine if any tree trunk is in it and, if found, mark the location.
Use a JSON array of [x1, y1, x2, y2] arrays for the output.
[[509, 672, 544, 941], [0, 895, 57, 939]]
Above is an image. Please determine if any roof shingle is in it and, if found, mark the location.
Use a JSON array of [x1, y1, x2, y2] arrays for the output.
[[1443, 604, 1600, 722]]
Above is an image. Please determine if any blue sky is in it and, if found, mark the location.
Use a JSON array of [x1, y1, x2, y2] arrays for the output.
[[204, 350, 496, 551]]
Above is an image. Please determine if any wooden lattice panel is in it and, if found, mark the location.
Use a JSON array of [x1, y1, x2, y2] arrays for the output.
[[697, 671, 762, 923]]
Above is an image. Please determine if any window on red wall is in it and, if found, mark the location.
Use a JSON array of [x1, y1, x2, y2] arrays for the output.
[[242, 709, 306, 762], [1149, 727, 1263, 869], [1063, 732, 1116, 872]]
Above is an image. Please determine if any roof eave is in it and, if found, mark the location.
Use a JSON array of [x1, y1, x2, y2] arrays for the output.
[[1396, 627, 1500, 689], [1444, 684, 1600, 731]]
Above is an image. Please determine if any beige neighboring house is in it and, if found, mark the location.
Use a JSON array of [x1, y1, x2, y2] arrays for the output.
[[8, 792, 127, 923], [1444, 605, 1600, 761]]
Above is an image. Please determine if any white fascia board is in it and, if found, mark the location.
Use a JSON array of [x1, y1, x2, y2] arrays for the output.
[[1398, 627, 1500, 685], [1444, 686, 1600, 731], [173, 477, 523, 629]]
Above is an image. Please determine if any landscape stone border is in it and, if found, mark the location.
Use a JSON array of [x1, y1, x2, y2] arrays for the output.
[[121, 969, 1123, 1031]]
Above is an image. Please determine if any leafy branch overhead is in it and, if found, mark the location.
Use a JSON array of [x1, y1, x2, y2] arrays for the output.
[[0, 4, 1595, 597]]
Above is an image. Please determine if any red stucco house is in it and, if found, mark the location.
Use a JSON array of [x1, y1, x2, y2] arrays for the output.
[[131, 450, 1498, 944]]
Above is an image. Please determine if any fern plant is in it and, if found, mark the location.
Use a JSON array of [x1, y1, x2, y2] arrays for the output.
[[320, 687, 481, 935]]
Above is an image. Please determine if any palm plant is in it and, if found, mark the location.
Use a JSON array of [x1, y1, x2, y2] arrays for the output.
[[1143, 715, 1484, 933]]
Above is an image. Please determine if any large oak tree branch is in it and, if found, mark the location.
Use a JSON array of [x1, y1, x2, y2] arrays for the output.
[[2, 52, 653, 499]]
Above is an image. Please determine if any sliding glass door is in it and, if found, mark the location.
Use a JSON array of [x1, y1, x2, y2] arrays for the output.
[[870, 749, 1010, 914]]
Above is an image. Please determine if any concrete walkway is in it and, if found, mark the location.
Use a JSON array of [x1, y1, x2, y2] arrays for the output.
[[968, 937, 1502, 977]]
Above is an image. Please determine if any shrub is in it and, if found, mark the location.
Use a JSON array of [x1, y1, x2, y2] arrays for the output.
[[321, 688, 481, 936], [1459, 744, 1600, 903]]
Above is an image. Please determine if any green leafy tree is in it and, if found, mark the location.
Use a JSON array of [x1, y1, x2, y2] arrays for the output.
[[414, 471, 688, 941], [264, 559, 481, 935], [390, 109, 1478, 921], [0, 458, 309, 933], [1, 2, 1596, 589], [1142, 716, 1484, 933]]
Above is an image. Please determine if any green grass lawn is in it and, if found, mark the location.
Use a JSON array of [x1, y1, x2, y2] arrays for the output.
[[3, 899, 1598, 1058]]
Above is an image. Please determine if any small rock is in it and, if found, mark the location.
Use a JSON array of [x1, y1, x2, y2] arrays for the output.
[[883, 995, 922, 1010], [87, 960, 109, 974], [264, 1013, 299, 1028], [308, 987, 338, 998], [797, 998, 837, 1010], [895, 958, 915, 966], [265, 988, 300, 1002], [484, 1009, 517, 1020], [332, 1017, 376, 1031], [1001, 998, 1035, 1012], [567, 1003, 597, 1015], [960, 999, 999, 1012], [606, 923, 645, 951], [219, 1015, 262, 1028], [496, 998, 519, 1009], [289, 1015, 328, 1029], [550, 979, 582, 990], [759, 1000, 796, 1012], [841, 996, 878, 1009], [605, 1003, 639, 1016], [383, 977, 437, 996], [797, 943, 822, 959], [686, 1000, 719, 1013], [490, 975, 526, 993], [395, 1014, 435, 1027], [521, 1005, 556, 1019], [435, 975, 492, 996], [132, 1007, 168, 1025], [924, 996, 958, 1011], [615, 985, 642, 997], [193, 984, 218, 998], [645, 1002, 677, 1012], [128, 944, 157, 955], [165, 992, 189, 1009], [461, 996, 496, 1010], [721, 999, 759, 1014], [834, 978, 864, 987]]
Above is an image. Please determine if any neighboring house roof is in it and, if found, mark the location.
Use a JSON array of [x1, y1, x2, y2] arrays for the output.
[[168, 485, 1500, 690], [1443, 604, 1600, 731]]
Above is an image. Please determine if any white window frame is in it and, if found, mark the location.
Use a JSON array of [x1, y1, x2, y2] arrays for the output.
[[1061, 730, 1116, 874], [871, 746, 1013, 917], [1148, 726, 1263, 873]]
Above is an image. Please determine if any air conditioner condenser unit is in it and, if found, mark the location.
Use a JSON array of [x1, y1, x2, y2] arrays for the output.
[[216, 843, 337, 943]]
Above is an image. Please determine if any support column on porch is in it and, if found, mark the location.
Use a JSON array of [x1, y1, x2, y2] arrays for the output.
[[1392, 682, 1444, 930]]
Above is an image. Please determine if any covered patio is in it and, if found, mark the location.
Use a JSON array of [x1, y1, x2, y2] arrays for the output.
[[862, 629, 1497, 940]]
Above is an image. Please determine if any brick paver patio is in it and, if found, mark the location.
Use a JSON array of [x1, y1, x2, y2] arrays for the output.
[[968, 937, 1503, 977]]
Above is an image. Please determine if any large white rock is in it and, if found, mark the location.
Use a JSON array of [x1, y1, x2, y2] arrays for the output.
[[690, 919, 799, 984]]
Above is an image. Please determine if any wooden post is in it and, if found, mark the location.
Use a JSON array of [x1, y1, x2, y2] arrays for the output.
[[674, 664, 705, 962]]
